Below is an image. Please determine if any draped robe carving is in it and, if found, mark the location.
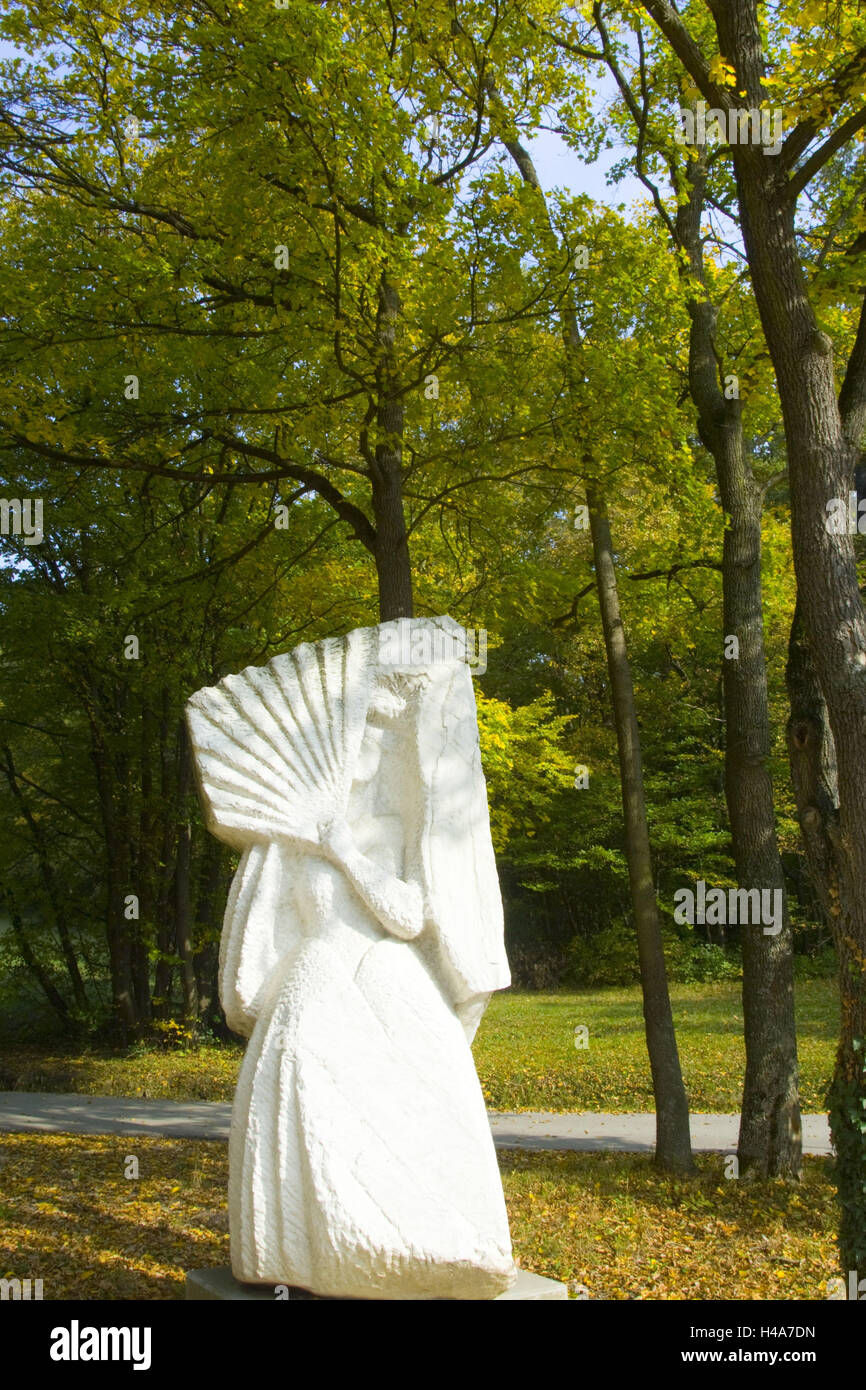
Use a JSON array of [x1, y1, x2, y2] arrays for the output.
[[185, 617, 515, 1299]]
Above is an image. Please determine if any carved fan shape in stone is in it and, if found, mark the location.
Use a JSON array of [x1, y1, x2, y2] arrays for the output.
[[186, 635, 370, 850]]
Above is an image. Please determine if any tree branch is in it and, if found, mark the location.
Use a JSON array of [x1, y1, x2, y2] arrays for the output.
[[787, 105, 866, 201], [551, 581, 596, 628], [839, 291, 866, 449], [628, 559, 722, 582]]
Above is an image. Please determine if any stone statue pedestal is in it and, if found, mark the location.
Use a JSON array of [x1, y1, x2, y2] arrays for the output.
[[185, 1267, 569, 1302]]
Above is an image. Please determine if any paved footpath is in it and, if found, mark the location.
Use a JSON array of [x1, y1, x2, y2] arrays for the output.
[[0, 1092, 833, 1155]]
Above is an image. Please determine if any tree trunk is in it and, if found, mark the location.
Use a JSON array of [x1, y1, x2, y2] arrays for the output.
[[0, 743, 88, 1011], [139, 701, 165, 1020], [738, 189, 866, 1268], [785, 598, 840, 929], [103, 868, 136, 1035], [371, 271, 413, 621], [194, 836, 225, 1028], [78, 668, 138, 1036], [175, 721, 199, 1021], [130, 935, 151, 1024], [490, 98, 694, 1173], [709, 0, 866, 1269], [722, 468, 800, 1177], [589, 491, 696, 1173], [2, 887, 71, 1024], [676, 155, 801, 1178], [153, 688, 176, 1014]]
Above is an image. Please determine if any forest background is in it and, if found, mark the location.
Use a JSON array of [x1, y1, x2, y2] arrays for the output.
[[4, 0, 866, 1276], [2, 0, 854, 1034]]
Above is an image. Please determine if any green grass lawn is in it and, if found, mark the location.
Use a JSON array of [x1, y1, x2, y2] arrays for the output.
[[0, 979, 838, 1113], [474, 979, 837, 1112], [0, 1134, 839, 1300]]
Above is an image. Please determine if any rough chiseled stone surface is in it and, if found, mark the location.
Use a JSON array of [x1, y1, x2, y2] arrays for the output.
[[186, 617, 516, 1300]]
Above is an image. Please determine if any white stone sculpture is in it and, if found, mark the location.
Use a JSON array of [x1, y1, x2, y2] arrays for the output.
[[185, 616, 516, 1300]]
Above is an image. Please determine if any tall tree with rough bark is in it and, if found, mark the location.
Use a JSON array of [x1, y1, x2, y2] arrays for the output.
[[557, 0, 802, 1177], [475, 61, 694, 1170], [633, 0, 866, 1271], [674, 154, 800, 1179]]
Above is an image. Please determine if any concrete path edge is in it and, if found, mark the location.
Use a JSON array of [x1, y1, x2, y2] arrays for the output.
[[0, 1092, 833, 1155]]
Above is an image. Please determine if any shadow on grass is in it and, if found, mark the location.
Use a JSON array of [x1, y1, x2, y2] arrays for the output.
[[0, 1135, 229, 1300], [499, 1148, 836, 1233], [0, 1045, 243, 1101]]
